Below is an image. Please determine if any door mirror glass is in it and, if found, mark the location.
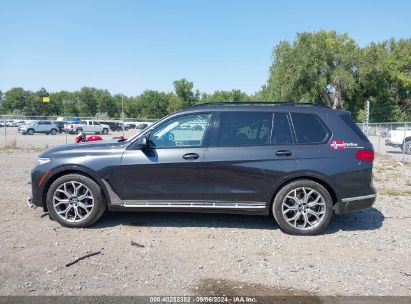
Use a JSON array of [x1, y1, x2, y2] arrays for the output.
[[136, 136, 149, 148]]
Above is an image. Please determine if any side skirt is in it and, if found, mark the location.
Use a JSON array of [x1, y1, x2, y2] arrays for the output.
[[102, 179, 269, 215]]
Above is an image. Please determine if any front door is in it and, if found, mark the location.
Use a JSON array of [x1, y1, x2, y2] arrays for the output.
[[120, 113, 214, 205]]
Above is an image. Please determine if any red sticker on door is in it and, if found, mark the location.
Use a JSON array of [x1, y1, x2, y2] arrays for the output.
[[330, 140, 345, 150]]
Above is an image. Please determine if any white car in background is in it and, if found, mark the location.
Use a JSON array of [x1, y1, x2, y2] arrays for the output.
[[385, 127, 411, 154]]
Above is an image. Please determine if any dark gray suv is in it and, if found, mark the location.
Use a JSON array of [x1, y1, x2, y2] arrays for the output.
[[28, 102, 376, 235]]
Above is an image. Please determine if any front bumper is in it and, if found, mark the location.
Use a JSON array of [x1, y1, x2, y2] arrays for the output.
[[333, 194, 376, 214]]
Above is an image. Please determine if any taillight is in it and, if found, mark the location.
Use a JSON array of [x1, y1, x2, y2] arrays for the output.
[[356, 150, 374, 162]]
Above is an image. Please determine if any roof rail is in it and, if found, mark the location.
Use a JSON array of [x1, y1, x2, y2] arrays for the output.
[[188, 101, 329, 108]]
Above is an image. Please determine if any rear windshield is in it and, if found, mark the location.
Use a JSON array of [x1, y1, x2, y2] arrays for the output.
[[340, 113, 370, 142]]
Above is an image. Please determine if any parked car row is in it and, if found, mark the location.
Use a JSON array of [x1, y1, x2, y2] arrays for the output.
[[13, 119, 153, 135]]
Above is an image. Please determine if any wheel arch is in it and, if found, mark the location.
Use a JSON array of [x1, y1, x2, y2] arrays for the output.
[[268, 174, 339, 215], [42, 167, 110, 211], [403, 136, 411, 143]]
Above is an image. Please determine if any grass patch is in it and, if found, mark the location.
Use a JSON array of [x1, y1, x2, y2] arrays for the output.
[[391, 171, 406, 179], [382, 189, 411, 196]]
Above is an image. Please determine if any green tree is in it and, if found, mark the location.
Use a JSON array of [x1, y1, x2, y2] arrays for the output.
[[173, 79, 200, 107], [76, 87, 99, 116], [262, 30, 360, 109], [357, 39, 411, 122], [1, 88, 31, 115], [96, 89, 117, 117], [201, 89, 249, 103], [137, 90, 170, 119]]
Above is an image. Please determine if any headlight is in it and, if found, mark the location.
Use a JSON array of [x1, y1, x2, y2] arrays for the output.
[[37, 157, 51, 166]]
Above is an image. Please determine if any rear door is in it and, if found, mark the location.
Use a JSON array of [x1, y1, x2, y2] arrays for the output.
[[203, 111, 298, 208], [37, 121, 48, 132]]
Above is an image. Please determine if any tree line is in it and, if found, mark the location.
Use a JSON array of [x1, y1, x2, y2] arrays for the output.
[[0, 30, 409, 122]]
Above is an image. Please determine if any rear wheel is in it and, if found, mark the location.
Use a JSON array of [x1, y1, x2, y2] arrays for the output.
[[46, 174, 106, 228], [272, 180, 333, 235], [76, 128, 83, 134], [102, 128, 109, 135]]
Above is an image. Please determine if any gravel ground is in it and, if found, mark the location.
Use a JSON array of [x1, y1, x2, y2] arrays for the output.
[[0, 150, 410, 296]]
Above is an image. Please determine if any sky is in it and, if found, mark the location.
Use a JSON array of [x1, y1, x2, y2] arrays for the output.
[[1, 0, 410, 96]]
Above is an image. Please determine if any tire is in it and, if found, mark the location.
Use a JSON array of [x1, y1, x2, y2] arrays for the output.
[[76, 128, 83, 134], [404, 140, 411, 155], [46, 174, 106, 228], [50, 129, 57, 135], [27, 129, 34, 135], [102, 128, 109, 135], [272, 179, 333, 235]]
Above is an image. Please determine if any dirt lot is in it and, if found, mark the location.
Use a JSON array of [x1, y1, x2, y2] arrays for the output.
[[0, 150, 410, 296]]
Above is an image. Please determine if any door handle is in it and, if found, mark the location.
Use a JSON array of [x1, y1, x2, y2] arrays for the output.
[[275, 150, 292, 157], [182, 153, 200, 160]]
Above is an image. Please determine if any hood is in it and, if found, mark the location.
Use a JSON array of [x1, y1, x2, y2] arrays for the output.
[[39, 140, 129, 157]]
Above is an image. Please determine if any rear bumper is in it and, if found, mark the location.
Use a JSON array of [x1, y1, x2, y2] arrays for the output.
[[334, 194, 376, 214]]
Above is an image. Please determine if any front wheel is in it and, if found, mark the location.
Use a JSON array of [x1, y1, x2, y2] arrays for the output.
[[102, 128, 109, 135], [46, 174, 106, 228], [50, 129, 57, 135], [272, 180, 333, 235], [27, 129, 34, 135]]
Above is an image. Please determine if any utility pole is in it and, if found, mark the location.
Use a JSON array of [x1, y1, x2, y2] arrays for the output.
[[3, 116, 6, 148], [121, 95, 125, 137], [364, 100, 370, 137]]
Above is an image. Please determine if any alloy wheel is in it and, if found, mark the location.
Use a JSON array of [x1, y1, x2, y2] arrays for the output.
[[281, 187, 326, 230], [53, 181, 94, 223]]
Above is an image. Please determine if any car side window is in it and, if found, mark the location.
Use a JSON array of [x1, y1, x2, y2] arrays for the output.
[[93, 121, 100, 125], [272, 113, 294, 145], [149, 113, 212, 148], [216, 112, 273, 147], [291, 113, 330, 144]]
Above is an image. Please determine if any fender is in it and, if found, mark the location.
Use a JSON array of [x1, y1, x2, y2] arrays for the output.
[[41, 164, 113, 206], [266, 170, 341, 205]]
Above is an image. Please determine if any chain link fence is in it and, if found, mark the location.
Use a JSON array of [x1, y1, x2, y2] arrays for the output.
[[0, 114, 158, 149], [1, 114, 410, 161], [357, 122, 410, 161]]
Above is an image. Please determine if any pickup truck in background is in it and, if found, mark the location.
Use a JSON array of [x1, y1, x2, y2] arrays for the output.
[[65, 120, 110, 135], [385, 127, 411, 154]]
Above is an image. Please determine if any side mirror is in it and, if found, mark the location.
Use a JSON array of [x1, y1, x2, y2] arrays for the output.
[[136, 136, 149, 148]]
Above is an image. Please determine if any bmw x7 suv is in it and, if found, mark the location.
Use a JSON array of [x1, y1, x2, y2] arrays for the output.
[[27, 102, 376, 235]]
